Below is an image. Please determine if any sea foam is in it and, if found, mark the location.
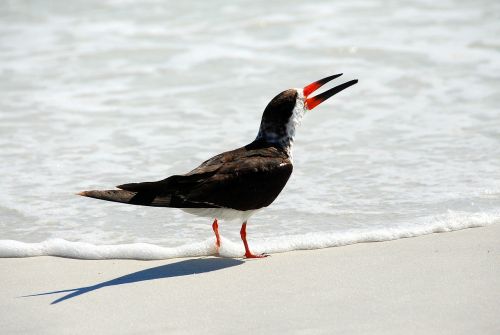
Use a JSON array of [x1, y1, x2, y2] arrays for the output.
[[0, 211, 497, 260]]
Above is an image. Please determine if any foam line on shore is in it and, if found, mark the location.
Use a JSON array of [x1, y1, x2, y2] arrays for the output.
[[1, 211, 497, 260]]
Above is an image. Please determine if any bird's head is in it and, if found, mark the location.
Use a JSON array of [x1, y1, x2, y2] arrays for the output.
[[256, 74, 358, 155]]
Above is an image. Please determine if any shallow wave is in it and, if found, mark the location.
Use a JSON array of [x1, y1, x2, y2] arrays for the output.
[[1, 211, 497, 260]]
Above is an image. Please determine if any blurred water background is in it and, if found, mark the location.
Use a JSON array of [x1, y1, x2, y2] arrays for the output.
[[0, 0, 499, 258]]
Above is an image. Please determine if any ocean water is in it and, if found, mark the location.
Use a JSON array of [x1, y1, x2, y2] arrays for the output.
[[0, 0, 499, 259]]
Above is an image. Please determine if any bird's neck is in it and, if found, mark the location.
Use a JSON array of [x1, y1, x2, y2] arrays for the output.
[[254, 89, 306, 160], [255, 129, 295, 157], [255, 104, 305, 160]]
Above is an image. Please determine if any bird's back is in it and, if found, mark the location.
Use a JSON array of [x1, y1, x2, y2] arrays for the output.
[[183, 142, 293, 210]]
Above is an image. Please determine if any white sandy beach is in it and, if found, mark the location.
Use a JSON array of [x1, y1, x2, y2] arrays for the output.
[[1, 224, 498, 335]]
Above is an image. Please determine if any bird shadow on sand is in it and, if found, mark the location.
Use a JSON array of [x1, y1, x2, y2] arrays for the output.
[[21, 257, 243, 305]]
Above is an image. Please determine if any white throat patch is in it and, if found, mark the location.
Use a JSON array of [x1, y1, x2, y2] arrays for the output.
[[284, 89, 306, 160]]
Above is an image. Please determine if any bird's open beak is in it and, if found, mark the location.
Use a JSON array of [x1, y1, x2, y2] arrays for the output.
[[303, 74, 358, 110]]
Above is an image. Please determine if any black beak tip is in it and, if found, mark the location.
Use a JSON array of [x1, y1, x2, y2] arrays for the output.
[[305, 77, 358, 110]]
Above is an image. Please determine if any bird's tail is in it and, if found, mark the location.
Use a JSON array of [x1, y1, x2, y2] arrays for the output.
[[77, 190, 137, 204], [77, 177, 213, 208], [77, 189, 170, 206]]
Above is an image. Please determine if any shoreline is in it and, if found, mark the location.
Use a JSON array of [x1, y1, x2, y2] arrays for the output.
[[1, 210, 497, 260], [1, 224, 499, 334]]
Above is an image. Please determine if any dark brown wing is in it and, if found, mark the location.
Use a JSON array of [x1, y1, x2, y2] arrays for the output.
[[90, 145, 293, 210], [182, 146, 293, 210]]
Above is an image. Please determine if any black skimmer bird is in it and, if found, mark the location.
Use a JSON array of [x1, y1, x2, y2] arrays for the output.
[[78, 74, 357, 258]]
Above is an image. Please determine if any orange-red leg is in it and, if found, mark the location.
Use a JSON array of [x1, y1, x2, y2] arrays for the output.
[[240, 221, 267, 259], [212, 218, 221, 251]]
